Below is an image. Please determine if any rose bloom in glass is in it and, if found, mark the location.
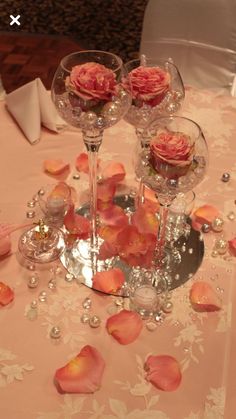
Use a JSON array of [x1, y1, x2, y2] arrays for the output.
[[149, 130, 195, 179], [128, 65, 171, 108]]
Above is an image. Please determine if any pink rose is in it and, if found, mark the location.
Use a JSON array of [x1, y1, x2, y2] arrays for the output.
[[66, 62, 117, 101], [129, 66, 170, 107], [150, 131, 194, 178]]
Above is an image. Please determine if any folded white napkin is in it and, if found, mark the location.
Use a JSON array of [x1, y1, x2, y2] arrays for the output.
[[6, 78, 66, 144]]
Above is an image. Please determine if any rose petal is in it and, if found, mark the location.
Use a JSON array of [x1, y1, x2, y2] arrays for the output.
[[106, 309, 143, 344], [144, 187, 159, 204], [131, 203, 158, 235], [190, 281, 221, 312], [192, 205, 220, 228], [228, 238, 236, 256], [0, 282, 14, 306], [116, 225, 149, 257], [54, 345, 105, 393], [99, 205, 129, 227], [64, 204, 90, 239], [75, 153, 89, 174], [97, 225, 122, 260], [97, 180, 116, 203], [48, 182, 71, 200], [0, 236, 11, 256], [98, 240, 118, 260], [44, 159, 70, 175], [101, 161, 126, 184], [145, 355, 182, 392], [121, 241, 155, 268], [92, 268, 125, 293]]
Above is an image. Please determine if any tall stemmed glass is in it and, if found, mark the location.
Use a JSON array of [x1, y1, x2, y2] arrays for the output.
[[124, 57, 185, 206], [51, 51, 131, 269], [135, 116, 208, 272]]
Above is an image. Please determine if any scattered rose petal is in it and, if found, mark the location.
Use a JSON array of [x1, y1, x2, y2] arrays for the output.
[[106, 309, 143, 344], [64, 204, 90, 239], [99, 205, 129, 227], [121, 239, 156, 268], [75, 153, 89, 173], [190, 281, 221, 312], [48, 182, 71, 200], [0, 236, 11, 256], [131, 202, 159, 235], [116, 225, 148, 256], [145, 355, 182, 391], [101, 161, 126, 184], [144, 187, 159, 204], [0, 282, 14, 306], [191, 205, 220, 230], [75, 153, 100, 174], [44, 159, 70, 175], [228, 238, 236, 256], [97, 181, 116, 203], [92, 268, 125, 293], [97, 225, 122, 260], [54, 345, 105, 393]]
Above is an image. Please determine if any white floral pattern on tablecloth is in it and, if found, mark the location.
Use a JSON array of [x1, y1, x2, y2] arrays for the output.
[[0, 348, 34, 387]]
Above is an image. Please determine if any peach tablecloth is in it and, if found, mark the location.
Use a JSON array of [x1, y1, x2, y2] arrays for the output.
[[0, 88, 236, 419]]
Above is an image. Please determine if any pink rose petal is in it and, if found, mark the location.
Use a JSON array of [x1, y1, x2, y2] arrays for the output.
[[101, 161, 126, 184], [0, 282, 14, 306], [99, 205, 129, 227], [145, 355, 182, 391], [0, 236, 11, 256], [190, 281, 221, 312], [131, 202, 159, 235], [228, 238, 236, 256], [64, 204, 90, 239], [97, 181, 116, 202], [75, 153, 100, 174], [75, 153, 89, 174], [44, 159, 70, 175], [92, 268, 125, 293], [48, 182, 71, 200], [54, 345, 105, 393], [106, 309, 143, 344], [192, 205, 220, 230]]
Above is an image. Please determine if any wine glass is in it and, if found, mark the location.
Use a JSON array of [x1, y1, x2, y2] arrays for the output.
[[51, 51, 131, 273], [135, 116, 208, 272], [124, 57, 185, 206]]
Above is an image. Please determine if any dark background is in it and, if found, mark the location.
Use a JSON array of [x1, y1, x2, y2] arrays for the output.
[[0, 0, 148, 61]]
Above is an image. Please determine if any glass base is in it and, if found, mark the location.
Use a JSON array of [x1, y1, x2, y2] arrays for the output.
[[60, 200, 205, 295]]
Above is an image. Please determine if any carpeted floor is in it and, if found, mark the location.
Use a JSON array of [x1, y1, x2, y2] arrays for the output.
[[0, 32, 83, 92], [0, 1, 148, 92], [0, 0, 148, 61]]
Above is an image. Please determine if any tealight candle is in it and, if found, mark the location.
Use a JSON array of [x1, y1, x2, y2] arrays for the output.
[[131, 285, 158, 317]]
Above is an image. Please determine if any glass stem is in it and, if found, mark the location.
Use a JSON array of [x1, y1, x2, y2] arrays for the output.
[[83, 131, 103, 255], [154, 195, 172, 268], [135, 128, 151, 207]]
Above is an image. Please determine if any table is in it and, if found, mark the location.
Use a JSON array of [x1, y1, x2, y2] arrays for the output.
[[0, 87, 236, 419]]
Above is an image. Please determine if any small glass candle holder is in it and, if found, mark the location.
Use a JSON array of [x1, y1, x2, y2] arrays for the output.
[[18, 219, 65, 264], [38, 182, 71, 227], [129, 269, 168, 319]]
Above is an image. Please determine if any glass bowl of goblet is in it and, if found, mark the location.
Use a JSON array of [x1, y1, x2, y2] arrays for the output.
[[51, 50, 131, 282], [135, 116, 208, 272], [124, 57, 185, 206]]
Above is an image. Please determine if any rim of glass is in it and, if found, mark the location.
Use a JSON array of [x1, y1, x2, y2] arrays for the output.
[[149, 115, 204, 139], [125, 57, 178, 70], [60, 50, 123, 73]]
